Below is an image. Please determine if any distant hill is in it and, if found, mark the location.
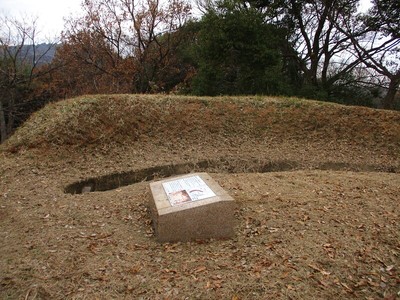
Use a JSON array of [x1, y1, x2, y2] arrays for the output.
[[7, 43, 58, 66]]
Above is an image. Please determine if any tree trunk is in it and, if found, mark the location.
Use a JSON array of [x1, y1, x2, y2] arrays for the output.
[[382, 74, 400, 110], [7, 91, 15, 136], [0, 100, 7, 143]]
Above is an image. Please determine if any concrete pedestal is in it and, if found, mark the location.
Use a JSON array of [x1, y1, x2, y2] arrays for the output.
[[149, 173, 236, 242]]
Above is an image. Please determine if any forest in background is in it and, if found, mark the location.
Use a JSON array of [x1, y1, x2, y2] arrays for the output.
[[0, 0, 399, 143]]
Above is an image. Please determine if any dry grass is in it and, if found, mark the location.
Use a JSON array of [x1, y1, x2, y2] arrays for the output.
[[0, 94, 399, 299], [4, 94, 400, 153]]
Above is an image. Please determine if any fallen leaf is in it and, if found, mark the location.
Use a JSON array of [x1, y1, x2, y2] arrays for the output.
[[318, 279, 329, 287], [162, 269, 177, 274], [280, 271, 290, 279], [213, 280, 223, 288], [340, 282, 354, 293], [308, 264, 331, 276], [367, 280, 379, 287], [354, 279, 368, 288], [193, 266, 207, 274], [205, 281, 211, 289], [287, 284, 294, 290], [386, 265, 394, 272]]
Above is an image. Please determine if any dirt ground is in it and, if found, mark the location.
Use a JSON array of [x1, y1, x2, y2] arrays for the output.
[[0, 95, 399, 299]]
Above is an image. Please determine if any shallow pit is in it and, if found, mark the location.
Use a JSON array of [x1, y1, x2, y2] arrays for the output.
[[64, 157, 397, 194]]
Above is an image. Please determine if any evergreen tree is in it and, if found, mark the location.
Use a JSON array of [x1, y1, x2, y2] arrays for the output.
[[189, 0, 290, 95]]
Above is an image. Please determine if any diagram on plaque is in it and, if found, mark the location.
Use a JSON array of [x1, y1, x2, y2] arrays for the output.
[[162, 175, 216, 206]]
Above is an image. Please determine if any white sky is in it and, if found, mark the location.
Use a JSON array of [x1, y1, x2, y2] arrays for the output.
[[0, 0, 83, 39], [0, 0, 373, 40]]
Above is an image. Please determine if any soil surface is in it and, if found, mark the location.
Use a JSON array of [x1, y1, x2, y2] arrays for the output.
[[0, 95, 399, 299]]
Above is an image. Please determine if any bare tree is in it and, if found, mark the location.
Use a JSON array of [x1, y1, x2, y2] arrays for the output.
[[62, 0, 192, 93], [0, 15, 57, 143], [337, 0, 400, 109], [285, 0, 362, 93], [349, 32, 399, 109], [194, 0, 218, 14]]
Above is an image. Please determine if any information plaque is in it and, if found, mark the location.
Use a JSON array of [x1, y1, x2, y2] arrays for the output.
[[149, 173, 236, 242], [162, 175, 216, 206]]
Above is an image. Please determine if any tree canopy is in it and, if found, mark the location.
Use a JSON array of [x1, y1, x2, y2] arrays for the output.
[[188, 3, 289, 95]]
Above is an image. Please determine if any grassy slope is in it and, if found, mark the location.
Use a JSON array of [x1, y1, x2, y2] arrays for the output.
[[2, 94, 400, 153]]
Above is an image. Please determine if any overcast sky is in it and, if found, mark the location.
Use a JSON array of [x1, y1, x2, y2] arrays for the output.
[[0, 0, 83, 39], [0, 0, 373, 39]]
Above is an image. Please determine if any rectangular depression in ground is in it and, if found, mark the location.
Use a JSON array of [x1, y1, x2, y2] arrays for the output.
[[149, 172, 236, 243]]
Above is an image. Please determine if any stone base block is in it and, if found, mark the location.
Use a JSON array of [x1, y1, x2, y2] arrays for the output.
[[149, 173, 236, 243]]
